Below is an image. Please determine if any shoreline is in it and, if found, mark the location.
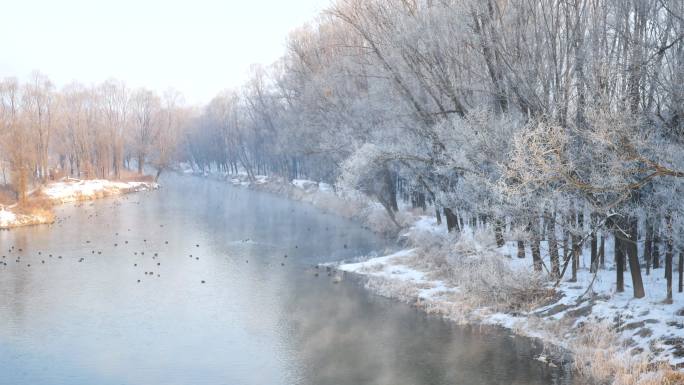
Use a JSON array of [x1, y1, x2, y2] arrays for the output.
[[181, 166, 684, 385], [0, 178, 158, 230], [334, 225, 684, 385]]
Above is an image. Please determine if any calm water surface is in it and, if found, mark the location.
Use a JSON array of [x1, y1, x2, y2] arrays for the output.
[[0, 174, 575, 385]]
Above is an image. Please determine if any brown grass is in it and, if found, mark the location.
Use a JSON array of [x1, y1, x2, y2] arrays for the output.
[[16, 192, 54, 214], [569, 321, 684, 385], [663, 372, 684, 385], [119, 170, 154, 182]]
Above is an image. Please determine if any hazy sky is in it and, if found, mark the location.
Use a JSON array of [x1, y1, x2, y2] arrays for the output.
[[0, 0, 328, 105]]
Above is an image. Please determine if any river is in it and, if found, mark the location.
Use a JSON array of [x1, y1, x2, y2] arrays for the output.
[[0, 174, 575, 385]]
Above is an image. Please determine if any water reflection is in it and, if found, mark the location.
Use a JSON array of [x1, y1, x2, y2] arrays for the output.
[[0, 174, 574, 385]]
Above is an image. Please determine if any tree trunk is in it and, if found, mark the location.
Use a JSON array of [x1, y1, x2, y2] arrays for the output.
[[562, 229, 569, 264], [653, 218, 661, 269], [644, 219, 653, 275], [590, 227, 598, 273], [137, 154, 144, 174], [615, 227, 625, 293], [517, 240, 525, 259], [547, 211, 560, 278], [679, 251, 684, 293], [627, 216, 645, 298], [494, 218, 505, 247], [444, 208, 459, 233], [570, 211, 581, 283], [599, 233, 605, 268], [665, 214, 674, 303], [531, 225, 542, 272]]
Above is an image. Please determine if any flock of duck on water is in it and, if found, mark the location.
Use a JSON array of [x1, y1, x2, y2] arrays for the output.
[[1, 197, 347, 284]]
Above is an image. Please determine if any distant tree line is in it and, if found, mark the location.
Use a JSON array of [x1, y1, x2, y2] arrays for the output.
[[0, 72, 188, 202]]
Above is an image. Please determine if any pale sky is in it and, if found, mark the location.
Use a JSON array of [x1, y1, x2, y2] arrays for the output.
[[0, 0, 328, 105]]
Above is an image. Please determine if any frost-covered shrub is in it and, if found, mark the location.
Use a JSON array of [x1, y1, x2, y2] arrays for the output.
[[363, 205, 400, 236], [408, 228, 552, 312], [446, 252, 550, 311]]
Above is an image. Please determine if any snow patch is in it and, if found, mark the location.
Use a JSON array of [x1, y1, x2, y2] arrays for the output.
[[40, 179, 158, 203]]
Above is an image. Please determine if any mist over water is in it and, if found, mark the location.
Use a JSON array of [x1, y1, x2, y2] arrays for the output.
[[0, 174, 574, 385]]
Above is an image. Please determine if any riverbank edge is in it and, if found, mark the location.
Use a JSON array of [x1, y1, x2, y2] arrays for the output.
[[333, 248, 683, 385], [179, 168, 684, 385], [0, 178, 158, 230]]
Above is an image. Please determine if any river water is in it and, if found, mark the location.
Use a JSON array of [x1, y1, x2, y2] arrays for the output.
[[0, 174, 575, 385]]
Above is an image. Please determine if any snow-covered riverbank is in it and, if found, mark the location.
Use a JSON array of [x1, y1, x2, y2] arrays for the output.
[[337, 217, 684, 385], [0, 207, 54, 229], [178, 165, 684, 384], [0, 178, 157, 229], [40, 178, 158, 204]]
